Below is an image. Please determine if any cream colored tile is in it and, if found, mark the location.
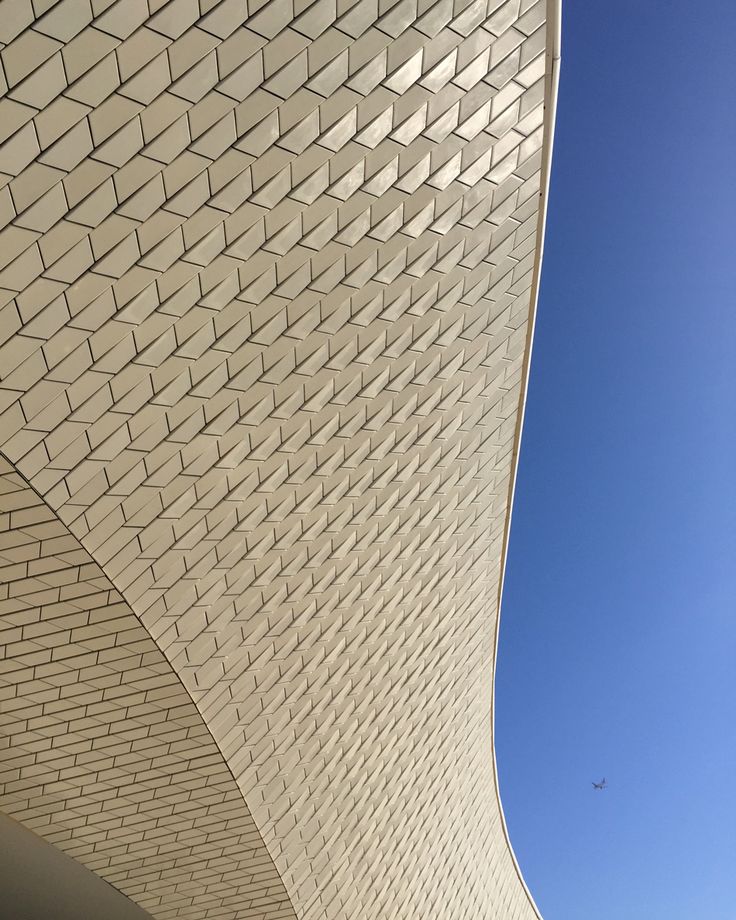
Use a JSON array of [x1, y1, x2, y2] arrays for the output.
[[0, 4, 554, 920], [0, 98, 37, 146], [94, 0, 148, 39], [0, 0, 35, 44], [1, 29, 61, 88], [61, 26, 119, 83], [34, 0, 92, 41], [64, 53, 120, 107], [8, 51, 67, 109], [34, 97, 90, 150]]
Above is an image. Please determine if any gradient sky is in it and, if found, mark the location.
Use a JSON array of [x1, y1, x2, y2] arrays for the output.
[[495, 2, 736, 919]]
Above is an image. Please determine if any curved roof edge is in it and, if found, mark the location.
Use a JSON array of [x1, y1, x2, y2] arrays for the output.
[[490, 1, 562, 916], [0, 0, 563, 913]]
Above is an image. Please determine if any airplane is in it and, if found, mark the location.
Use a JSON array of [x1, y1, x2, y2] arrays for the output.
[[592, 778, 607, 790]]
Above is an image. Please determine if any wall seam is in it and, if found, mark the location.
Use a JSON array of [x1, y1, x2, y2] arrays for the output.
[[0, 447, 300, 920]]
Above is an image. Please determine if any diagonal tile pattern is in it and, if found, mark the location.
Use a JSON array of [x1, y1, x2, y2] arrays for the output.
[[0, 0, 556, 916], [0, 458, 297, 920]]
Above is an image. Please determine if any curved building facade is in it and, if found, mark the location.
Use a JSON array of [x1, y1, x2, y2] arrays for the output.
[[0, 0, 559, 916]]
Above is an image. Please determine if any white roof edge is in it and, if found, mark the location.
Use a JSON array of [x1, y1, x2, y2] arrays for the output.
[[490, 1, 562, 917]]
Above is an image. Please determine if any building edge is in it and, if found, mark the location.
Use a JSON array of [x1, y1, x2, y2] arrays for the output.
[[489, 1, 562, 917]]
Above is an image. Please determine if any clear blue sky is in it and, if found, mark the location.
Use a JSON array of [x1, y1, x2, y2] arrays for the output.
[[495, 2, 736, 919]]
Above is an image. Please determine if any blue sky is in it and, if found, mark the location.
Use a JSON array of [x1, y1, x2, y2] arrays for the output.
[[495, 2, 736, 919]]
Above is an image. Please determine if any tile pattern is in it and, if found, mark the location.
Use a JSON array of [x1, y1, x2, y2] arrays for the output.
[[0, 458, 297, 920], [0, 0, 551, 916]]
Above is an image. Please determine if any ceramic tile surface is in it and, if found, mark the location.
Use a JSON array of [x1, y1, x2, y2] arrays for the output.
[[0, 0, 554, 915], [0, 458, 297, 920]]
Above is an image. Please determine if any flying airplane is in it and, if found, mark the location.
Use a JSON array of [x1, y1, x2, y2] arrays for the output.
[[592, 778, 607, 790]]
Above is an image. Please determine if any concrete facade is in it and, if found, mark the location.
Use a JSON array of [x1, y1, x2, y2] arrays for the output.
[[0, 0, 559, 915]]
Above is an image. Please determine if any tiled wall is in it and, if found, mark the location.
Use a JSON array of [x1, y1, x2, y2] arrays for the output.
[[0, 458, 296, 919], [0, 0, 550, 916]]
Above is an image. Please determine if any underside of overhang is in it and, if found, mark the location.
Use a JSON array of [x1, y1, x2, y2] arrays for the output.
[[0, 456, 296, 919], [0, 0, 559, 916]]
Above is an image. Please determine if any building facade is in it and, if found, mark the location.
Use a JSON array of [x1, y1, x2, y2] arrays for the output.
[[0, 0, 559, 915]]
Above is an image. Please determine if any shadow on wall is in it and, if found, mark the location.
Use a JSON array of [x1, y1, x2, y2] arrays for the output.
[[0, 813, 153, 920]]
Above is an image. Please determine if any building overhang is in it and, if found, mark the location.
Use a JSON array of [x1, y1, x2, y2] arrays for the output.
[[0, 0, 560, 915]]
